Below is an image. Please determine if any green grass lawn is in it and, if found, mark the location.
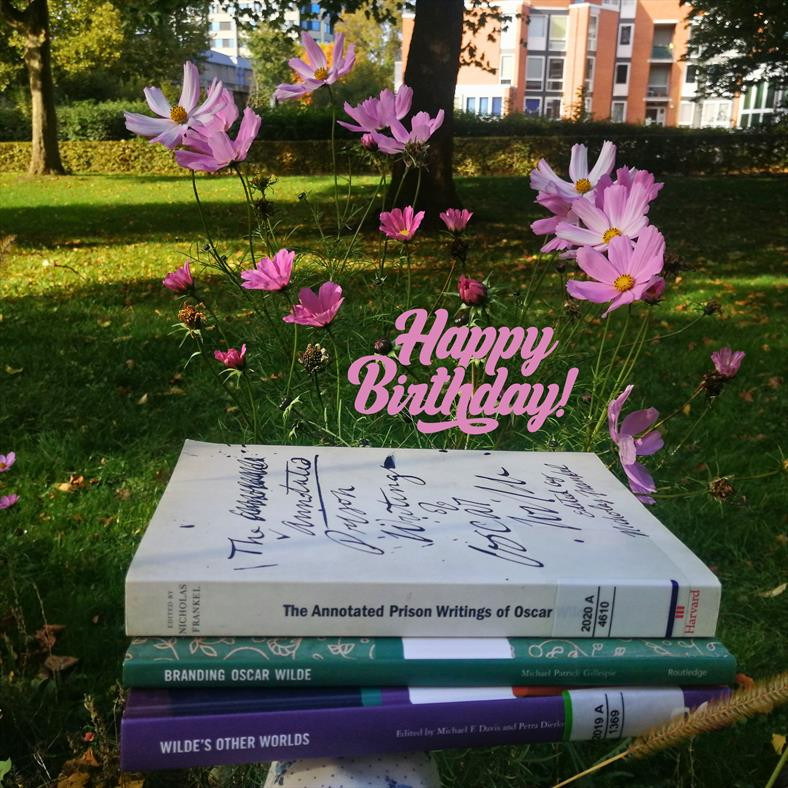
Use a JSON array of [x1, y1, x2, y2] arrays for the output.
[[0, 171, 786, 787]]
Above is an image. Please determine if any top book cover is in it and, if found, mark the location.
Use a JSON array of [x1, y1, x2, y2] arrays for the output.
[[125, 441, 720, 638]]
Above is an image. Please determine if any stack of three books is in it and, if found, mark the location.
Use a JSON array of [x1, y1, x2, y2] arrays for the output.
[[119, 442, 735, 772]]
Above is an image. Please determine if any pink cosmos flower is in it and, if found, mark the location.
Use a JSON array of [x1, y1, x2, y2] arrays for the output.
[[283, 282, 344, 328], [124, 62, 225, 149], [531, 192, 577, 254], [338, 85, 413, 133], [241, 249, 295, 292], [566, 226, 665, 316], [711, 347, 746, 379], [0, 452, 15, 472], [379, 206, 425, 241], [274, 33, 355, 101], [370, 110, 444, 155], [0, 494, 19, 510], [163, 261, 193, 294], [176, 107, 261, 172], [556, 182, 652, 251], [642, 276, 666, 304], [360, 133, 378, 151], [440, 208, 473, 234], [530, 141, 616, 201], [198, 87, 239, 134], [458, 275, 487, 305], [214, 344, 247, 369], [608, 384, 664, 504]]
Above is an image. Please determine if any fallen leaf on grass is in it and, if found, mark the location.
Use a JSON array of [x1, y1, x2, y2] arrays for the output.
[[136, 393, 149, 405], [4, 365, 23, 375], [682, 403, 692, 416], [115, 487, 132, 500], [739, 389, 754, 403], [35, 623, 66, 649], [757, 582, 786, 598], [42, 654, 79, 674], [56, 475, 90, 493]]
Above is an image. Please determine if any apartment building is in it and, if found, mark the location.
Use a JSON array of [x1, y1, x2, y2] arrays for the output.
[[401, 0, 782, 128], [204, 2, 334, 97]]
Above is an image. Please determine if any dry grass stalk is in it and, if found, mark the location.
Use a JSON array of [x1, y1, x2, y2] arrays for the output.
[[554, 672, 788, 788], [629, 671, 788, 758]]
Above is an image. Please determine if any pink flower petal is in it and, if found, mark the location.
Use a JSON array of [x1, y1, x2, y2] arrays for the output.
[[143, 86, 171, 118], [566, 279, 618, 303], [179, 62, 200, 113], [576, 245, 620, 284]]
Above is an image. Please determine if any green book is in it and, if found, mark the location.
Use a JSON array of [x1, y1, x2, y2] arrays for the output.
[[123, 636, 736, 688]]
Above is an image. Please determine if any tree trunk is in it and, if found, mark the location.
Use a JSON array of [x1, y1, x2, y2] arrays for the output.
[[1, 0, 65, 174], [388, 0, 463, 217], [25, 0, 63, 174]]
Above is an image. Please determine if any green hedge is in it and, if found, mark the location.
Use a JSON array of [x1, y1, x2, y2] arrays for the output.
[[1, 133, 785, 176], [0, 100, 150, 142]]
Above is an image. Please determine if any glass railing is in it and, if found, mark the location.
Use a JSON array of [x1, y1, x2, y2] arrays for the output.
[[651, 45, 673, 60], [646, 85, 669, 97]]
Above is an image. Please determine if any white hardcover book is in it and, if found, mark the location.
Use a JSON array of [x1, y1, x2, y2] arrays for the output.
[[125, 441, 720, 637]]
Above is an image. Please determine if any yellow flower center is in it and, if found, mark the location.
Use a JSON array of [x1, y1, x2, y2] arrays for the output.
[[613, 274, 635, 292], [313, 66, 329, 80], [603, 227, 622, 244], [398, 228, 411, 237], [170, 105, 188, 124], [575, 178, 592, 194]]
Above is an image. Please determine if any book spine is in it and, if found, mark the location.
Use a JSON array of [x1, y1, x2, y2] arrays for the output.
[[124, 579, 720, 638], [119, 687, 727, 771], [122, 650, 737, 689]]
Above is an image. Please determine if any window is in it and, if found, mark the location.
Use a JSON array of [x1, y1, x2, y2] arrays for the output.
[[619, 24, 632, 45], [479, 97, 489, 115], [549, 16, 567, 51], [220, 38, 232, 48], [679, 101, 694, 126], [500, 54, 514, 85], [544, 98, 562, 120], [219, 20, 232, 30], [547, 58, 564, 91], [611, 101, 626, 122], [524, 97, 542, 116], [527, 14, 547, 49], [685, 65, 698, 83], [584, 96, 592, 115], [491, 97, 503, 116], [585, 56, 595, 92], [615, 63, 629, 84], [526, 56, 544, 91], [466, 97, 476, 113], [587, 15, 598, 51]]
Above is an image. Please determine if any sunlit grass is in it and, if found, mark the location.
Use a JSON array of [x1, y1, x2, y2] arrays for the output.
[[0, 172, 786, 787]]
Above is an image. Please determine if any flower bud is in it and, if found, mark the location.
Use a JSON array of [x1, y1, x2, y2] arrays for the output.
[[458, 275, 487, 306], [373, 337, 393, 355], [708, 477, 734, 500], [643, 276, 666, 304], [703, 300, 721, 315]]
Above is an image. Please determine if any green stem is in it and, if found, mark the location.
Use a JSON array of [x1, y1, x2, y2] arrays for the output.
[[670, 402, 711, 455], [191, 171, 222, 266], [340, 173, 386, 270], [765, 738, 788, 788], [326, 325, 342, 440], [405, 244, 413, 309], [328, 89, 341, 235]]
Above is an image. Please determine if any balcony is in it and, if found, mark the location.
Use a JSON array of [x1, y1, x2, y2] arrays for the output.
[[646, 85, 669, 99], [650, 44, 673, 60]]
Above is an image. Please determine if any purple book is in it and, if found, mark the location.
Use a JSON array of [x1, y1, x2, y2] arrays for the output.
[[120, 685, 728, 771]]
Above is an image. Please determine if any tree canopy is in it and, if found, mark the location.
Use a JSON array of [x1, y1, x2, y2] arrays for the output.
[[681, 0, 788, 96]]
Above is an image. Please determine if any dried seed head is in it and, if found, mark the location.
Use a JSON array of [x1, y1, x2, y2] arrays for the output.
[[298, 343, 330, 374], [178, 303, 204, 330], [700, 371, 726, 398], [708, 477, 735, 500], [703, 300, 722, 316]]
